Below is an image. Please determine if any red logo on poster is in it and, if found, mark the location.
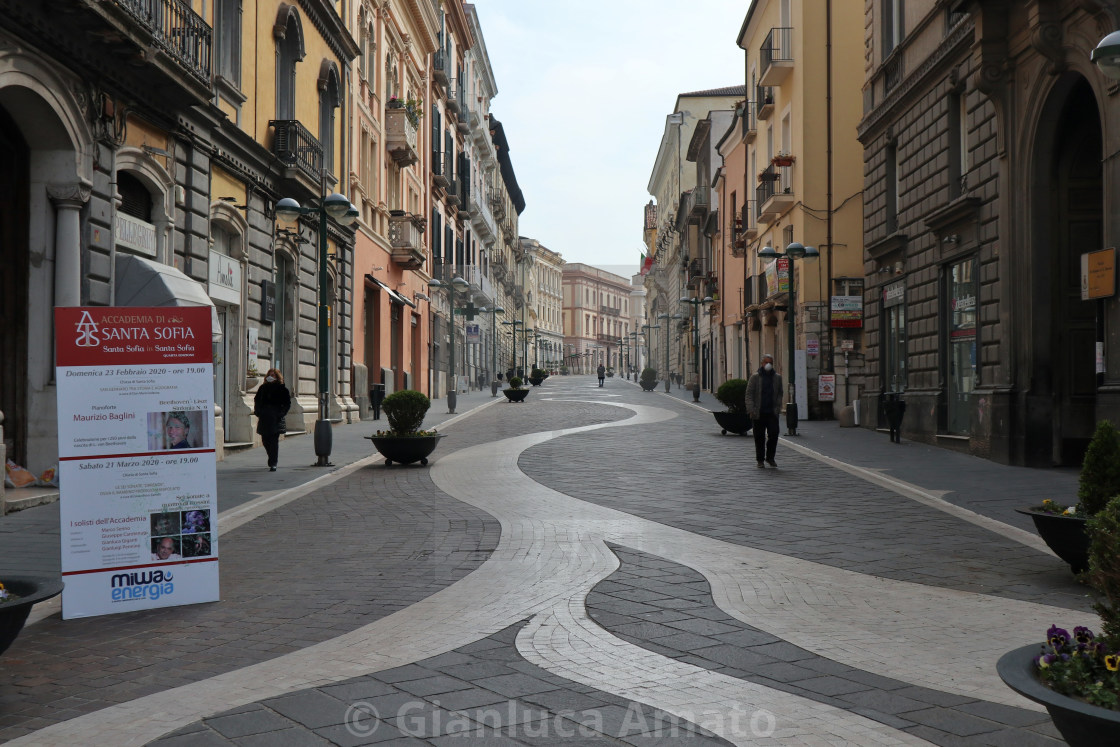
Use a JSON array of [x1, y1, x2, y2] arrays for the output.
[[56, 307, 213, 367]]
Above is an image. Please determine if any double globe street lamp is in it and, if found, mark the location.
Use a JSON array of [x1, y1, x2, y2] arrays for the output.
[[502, 319, 524, 376], [657, 313, 681, 392], [479, 305, 504, 395], [428, 276, 471, 414], [757, 241, 819, 435], [274, 192, 359, 466]]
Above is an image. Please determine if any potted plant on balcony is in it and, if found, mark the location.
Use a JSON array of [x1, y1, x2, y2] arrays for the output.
[[640, 367, 659, 392], [503, 376, 529, 402], [758, 170, 780, 182], [713, 378, 752, 435], [997, 492, 1120, 745], [366, 390, 443, 466], [771, 152, 795, 167], [0, 576, 64, 657], [1017, 420, 1120, 573]]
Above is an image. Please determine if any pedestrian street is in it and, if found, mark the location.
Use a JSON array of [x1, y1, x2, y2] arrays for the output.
[[2, 375, 1090, 745]]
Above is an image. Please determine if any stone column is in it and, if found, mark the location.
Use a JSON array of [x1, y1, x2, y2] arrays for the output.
[[48, 182, 91, 307]]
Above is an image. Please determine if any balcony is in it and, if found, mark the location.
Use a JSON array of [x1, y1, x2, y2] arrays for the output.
[[740, 102, 757, 143], [432, 49, 449, 88], [431, 151, 449, 188], [386, 108, 419, 166], [742, 202, 758, 242], [756, 85, 775, 120], [756, 164, 795, 223], [388, 213, 426, 269], [111, 0, 212, 87], [759, 27, 794, 86], [446, 86, 460, 114], [457, 106, 470, 135], [687, 185, 709, 223], [470, 189, 498, 243], [599, 305, 621, 317], [490, 189, 507, 221], [596, 333, 617, 344], [446, 178, 461, 207], [269, 120, 323, 186]]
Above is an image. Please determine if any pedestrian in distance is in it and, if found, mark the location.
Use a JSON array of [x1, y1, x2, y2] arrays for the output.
[[746, 354, 783, 468], [597, 363, 606, 387], [254, 368, 292, 472]]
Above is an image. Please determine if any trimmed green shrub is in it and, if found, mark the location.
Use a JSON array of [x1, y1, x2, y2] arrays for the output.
[[381, 389, 430, 434], [530, 368, 545, 379], [1079, 420, 1120, 516], [640, 367, 658, 385], [508, 376, 523, 389], [1087, 494, 1120, 640], [715, 378, 749, 415]]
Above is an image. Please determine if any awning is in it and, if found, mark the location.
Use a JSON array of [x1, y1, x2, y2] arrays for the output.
[[115, 254, 222, 342], [365, 274, 416, 307]]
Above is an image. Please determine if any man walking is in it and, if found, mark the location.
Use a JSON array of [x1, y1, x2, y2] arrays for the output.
[[746, 354, 783, 468], [597, 363, 606, 387]]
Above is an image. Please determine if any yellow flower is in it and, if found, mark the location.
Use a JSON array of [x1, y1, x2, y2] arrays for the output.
[[1043, 499, 1054, 506], [1105, 655, 1119, 672]]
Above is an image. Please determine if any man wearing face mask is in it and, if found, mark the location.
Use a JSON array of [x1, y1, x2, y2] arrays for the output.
[[746, 354, 783, 468], [254, 368, 292, 471]]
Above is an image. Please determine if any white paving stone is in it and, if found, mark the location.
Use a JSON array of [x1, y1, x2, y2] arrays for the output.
[[11, 400, 1085, 746]]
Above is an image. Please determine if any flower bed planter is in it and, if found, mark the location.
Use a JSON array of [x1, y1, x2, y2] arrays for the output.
[[1016, 508, 1089, 573], [713, 411, 752, 435], [503, 388, 529, 403], [998, 643, 1120, 745], [0, 575, 64, 656], [367, 433, 444, 466]]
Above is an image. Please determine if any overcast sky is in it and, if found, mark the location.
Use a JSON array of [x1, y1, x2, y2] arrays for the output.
[[473, 1, 747, 273]]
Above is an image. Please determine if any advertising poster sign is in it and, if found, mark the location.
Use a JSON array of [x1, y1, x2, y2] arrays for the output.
[[831, 295, 864, 328], [818, 374, 836, 402], [54, 307, 219, 619]]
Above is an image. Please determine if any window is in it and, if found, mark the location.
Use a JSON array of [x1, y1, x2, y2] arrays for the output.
[[944, 257, 978, 435], [319, 65, 341, 176], [883, 0, 904, 56], [885, 140, 899, 233], [215, 0, 241, 85], [118, 171, 152, 221], [431, 210, 442, 264], [275, 9, 304, 119], [948, 90, 967, 198]]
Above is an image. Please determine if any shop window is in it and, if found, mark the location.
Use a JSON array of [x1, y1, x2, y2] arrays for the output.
[[944, 257, 978, 435]]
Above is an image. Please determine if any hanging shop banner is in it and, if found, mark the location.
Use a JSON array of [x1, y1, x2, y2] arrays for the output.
[[466, 323, 481, 344], [818, 374, 837, 402], [831, 296, 864, 328], [1081, 248, 1116, 301], [54, 307, 218, 619], [765, 257, 790, 298]]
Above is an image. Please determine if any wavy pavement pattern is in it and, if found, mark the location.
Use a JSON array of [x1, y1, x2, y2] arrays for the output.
[[11, 400, 1092, 746]]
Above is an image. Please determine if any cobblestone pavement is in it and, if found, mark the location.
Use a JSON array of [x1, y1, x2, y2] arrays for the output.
[[0, 375, 1091, 745]]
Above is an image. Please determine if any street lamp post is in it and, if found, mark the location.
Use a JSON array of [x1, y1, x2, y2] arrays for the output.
[[480, 305, 505, 396], [502, 319, 524, 376], [274, 192, 358, 466], [757, 241, 820, 435], [658, 312, 685, 392], [428, 276, 471, 413], [677, 297, 713, 402], [628, 331, 639, 379]]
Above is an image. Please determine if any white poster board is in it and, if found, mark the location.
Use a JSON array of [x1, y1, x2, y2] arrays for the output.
[[55, 307, 219, 619]]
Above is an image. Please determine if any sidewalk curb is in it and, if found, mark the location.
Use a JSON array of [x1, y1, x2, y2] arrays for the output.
[[780, 437, 1053, 556]]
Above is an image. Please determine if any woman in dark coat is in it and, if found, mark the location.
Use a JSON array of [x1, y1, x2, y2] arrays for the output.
[[254, 368, 292, 471]]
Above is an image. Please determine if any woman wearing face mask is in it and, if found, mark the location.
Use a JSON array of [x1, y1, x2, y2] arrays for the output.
[[253, 368, 292, 471], [746, 354, 784, 469]]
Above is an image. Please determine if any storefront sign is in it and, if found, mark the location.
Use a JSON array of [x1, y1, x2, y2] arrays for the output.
[[116, 213, 157, 257], [831, 295, 863, 328], [54, 307, 218, 619], [1081, 248, 1116, 300], [261, 280, 276, 323], [883, 281, 906, 308], [208, 251, 242, 305], [764, 257, 790, 298], [806, 339, 819, 356], [841, 339, 855, 352], [818, 374, 836, 402]]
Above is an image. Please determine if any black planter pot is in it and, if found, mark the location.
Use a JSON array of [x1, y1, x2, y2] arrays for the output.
[[1016, 509, 1089, 573], [640, 380, 658, 391], [503, 388, 529, 402], [528, 377, 543, 387], [367, 433, 445, 466], [998, 643, 1120, 745], [713, 411, 752, 435], [0, 575, 64, 656]]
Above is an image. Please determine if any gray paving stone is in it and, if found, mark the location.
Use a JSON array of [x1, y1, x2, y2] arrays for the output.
[[394, 675, 475, 698], [232, 727, 333, 746], [148, 728, 235, 747], [263, 690, 351, 729], [206, 708, 297, 739], [900, 707, 1003, 737], [471, 674, 559, 698]]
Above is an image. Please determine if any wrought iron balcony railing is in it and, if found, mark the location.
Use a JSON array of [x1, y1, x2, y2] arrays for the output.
[[269, 120, 323, 182], [759, 27, 793, 86], [114, 0, 212, 84]]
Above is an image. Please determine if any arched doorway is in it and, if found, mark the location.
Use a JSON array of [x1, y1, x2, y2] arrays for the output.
[[0, 106, 29, 465], [1030, 75, 1102, 465]]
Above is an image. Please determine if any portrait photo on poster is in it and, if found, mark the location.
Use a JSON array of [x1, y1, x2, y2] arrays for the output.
[[147, 410, 207, 450]]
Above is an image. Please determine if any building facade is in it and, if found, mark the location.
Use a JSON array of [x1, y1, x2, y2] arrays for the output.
[[859, 1, 1120, 466], [563, 264, 634, 375]]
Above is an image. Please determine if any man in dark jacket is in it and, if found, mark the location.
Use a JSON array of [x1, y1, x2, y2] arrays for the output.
[[597, 363, 606, 387], [746, 354, 783, 468]]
